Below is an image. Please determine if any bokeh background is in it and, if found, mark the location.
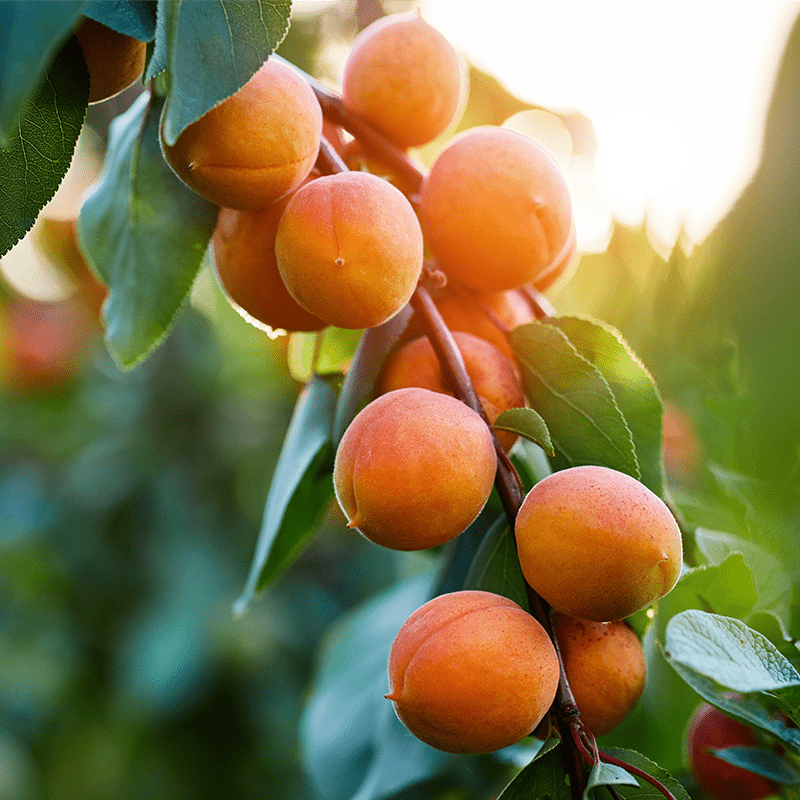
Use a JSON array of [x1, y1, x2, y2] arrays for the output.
[[1, 2, 799, 798]]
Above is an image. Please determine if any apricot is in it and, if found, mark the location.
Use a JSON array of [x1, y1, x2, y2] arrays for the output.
[[333, 388, 496, 551], [687, 703, 778, 800], [662, 401, 701, 480], [275, 171, 423, 329], [532, 220, 578, 293], [515, 466, 682, 622], [161, 58, 322, 210], [378, 331, 525, 451], [387, 591, 560, 754], [74, 17, 147, 104], [420, 126, 574, 292], [341, 11, 467, 148], [551, 611, 646, 736], [212, 180, 326, 334]]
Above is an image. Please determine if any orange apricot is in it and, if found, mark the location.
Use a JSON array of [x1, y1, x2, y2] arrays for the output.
[[387, 590, 560, 754], [420, 126, 574, 292], [212, 179, 326, 334], [275, 171, 423, 329], [333, 388, 496, 551], [341, 11, 467, 148], [161, 58, 322, 210], [515, 466, 682, 622], [74, 17, 147, 104], [662, 401, 701, 481], [532, 219, 577, 293], [378, 331, 525, 451], [551, 611, 646, 736]]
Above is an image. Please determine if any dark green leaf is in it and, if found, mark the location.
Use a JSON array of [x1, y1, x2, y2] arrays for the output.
[[78, 92, 218, 368], [496, 741, 571, 800], [234, 377, 336, 614], [83, 1, 157, 40], [710, 746, 800, 784], [494, 407, 554, 456], [157, 0, 291, 147], [0, 1, 85, 144], [547, 316, 664, 496], [464, 518, 529, 611], [601, 748, 690, 800], [332, 305, 412, 443], [511, 322, 639, 477], [0, 37, 87, 256], [664, 610, 800, 694], [584, 761, 638, 800]]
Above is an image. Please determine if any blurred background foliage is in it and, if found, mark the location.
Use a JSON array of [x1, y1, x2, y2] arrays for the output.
[[1, 2, 799, 799]]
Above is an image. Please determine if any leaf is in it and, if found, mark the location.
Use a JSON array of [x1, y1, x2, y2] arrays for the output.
[[0, 37, 88, 257], [332, 305, 412, 443], [464, 518, 529, 611], [287, 327, 362, 384], [601, 748, 690, 800], [157, 0, 292, 147], [233, 377, 336, 614], [584, 761, 638, 800], [494, 736, 559, 769], [710, 746, 800, 785], [0, 1, 85, 145], [672, 555, 758, 621], [82, 0, 157, 40], [547, 316, 664, 497], [511, 322, 639, 478], [78, 92, 218, 368], [496, 741, 571, 800], [494, 407, 554, 456], [301, 570, 454, 800], [664, 610, 800, 694]]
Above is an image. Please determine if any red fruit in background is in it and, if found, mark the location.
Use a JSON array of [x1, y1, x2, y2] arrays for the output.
[[687, 703, 778, 800]]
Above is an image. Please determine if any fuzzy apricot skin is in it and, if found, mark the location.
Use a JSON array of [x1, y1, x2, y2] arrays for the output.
[[333, 389, 497, 551], [74, 17, 147, 104], [378, 332, 525, 451], [212, 179, 326, 334], [420, 127, 574, 292], [387, 591, 560, 754], [551, 612, 646, 736], [342, 11, 467, 149], [275, 172, 423, 330], [161, 58, 322, 211], [687, 703, 778, 800], [515, 466, 682, 622]]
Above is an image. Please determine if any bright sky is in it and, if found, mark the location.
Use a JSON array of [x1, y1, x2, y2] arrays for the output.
[[422, 0, 798, 251]]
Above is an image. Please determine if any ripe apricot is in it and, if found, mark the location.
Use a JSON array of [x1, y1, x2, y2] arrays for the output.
[[378, 331, 525, 451], [420, 126, 574, 292], [275, 171, 423, 329], [212, 179, 326, 334], [532, 220, 577, 293], [687, 703, 778, 800], [515, 466, 682, 622], [387, 591, 560, 754], [662, 401, 701, 480], [551, 611, 646, 736], [74, 17, 147, 104], [161, 58, 322, 210], [341, 11, 467, 148], [333, 388, 496, 551]]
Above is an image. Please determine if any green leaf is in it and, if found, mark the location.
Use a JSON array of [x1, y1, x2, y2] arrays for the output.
[[494, 407, 554, 457], [547, 316, 664, 497], [601, 748, 690, 800], [287, 327, 361, 384], [665, 610, 800, 694], [157, 0, 292, 147], [511, 322, 639, 478], [710, 746, 800, 785], [0, 1, 85, 144], [673, 554, 758, 621], [332, 306, 412, 443], [496, 741, 571, 800], [0, 37, 88, 257], [233, 377, 336, 614], [301, 570, 454, 800], [78, 92, 218, 368], [83, 1, 157, 40], [464, 518, 529, 611], [584, 761, 638, 800]]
